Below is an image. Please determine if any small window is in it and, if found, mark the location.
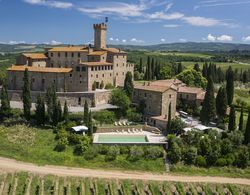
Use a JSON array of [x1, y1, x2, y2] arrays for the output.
[[80, 81, 82, 83], [82, 67, 86, 71], [144, 93, 147, 97], [110, 73, 112, 77], [103, 56, 105, 59], [123, 72, 124, 75], [102, 74, 104, 77], [53, 79, 56, 83], [80, 75, 82, 78], [78, 53, 80, 58], [71, 53, 74, 58], [91, 67, 94, 71], [76, 66, 80, 71], [58, 53, 60, 57], [65, 52, 68, 57], [96, 74, 98, 78], [116, 73, 118, 76], [32, 78, 35, 82], [69, 74, 72, 77], [42, 79, 45, 84], [169, 94, 171, 98], [51, 53, 53, 57]]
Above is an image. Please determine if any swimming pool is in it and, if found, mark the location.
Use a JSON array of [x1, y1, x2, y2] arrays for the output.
[[97, 134, 148, 143]]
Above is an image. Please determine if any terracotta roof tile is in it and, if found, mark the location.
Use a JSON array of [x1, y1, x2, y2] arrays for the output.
[[134, 83, 171, 93], [7, 65, 72, 73], [48, 46, 88, 52], [23, 53, 47, 59], [178, 86, 204, 94], [102, 47, 126, 54], [88, 51, 107, 56], [80, 62, 113, 66]]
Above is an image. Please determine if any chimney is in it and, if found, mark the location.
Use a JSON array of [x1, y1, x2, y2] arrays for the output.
[[93, 23, 107, 50]]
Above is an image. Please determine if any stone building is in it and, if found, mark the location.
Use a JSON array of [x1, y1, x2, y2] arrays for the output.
[[7, 23, 134, 106], [133, 79, 205, 130]]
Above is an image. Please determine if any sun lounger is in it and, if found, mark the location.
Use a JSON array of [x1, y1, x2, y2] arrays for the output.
[[128, 129, 131, 133], [123, 121, 127, 126], [114, 122, 118, 126]]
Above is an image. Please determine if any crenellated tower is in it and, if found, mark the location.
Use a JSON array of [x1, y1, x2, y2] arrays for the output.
[[93, 23, 107, 50]]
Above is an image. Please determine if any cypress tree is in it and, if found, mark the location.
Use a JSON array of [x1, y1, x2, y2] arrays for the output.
[[46, 86, 55, 123], [244, 111, 250, 145], [88, 111, 93, 136], [150, 58, 154, 80], [63, 100, 69, 121], [0, 82, 11, 117], [228, 105, 236, 131], [215, 86, 227, 118], [84, 100, 89, 126], [166, 102, 172, 134], [57, 100, 62, 122], [193, 63, 200, 72], [177, 62, 183, 74], [35, 94, 45, 125], [124, 71, 134, 98], [226, 66, 234, 105], [139, 57, 143, 73], [22, 68, 31, 120], [52, 89, 59, 126], [200, 76, 216, 124], [239, 107, 244, 131], [202, 62, 208, 78]]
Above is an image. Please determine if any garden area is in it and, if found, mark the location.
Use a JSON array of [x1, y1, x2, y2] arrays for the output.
[[0, 172, 249, 195]]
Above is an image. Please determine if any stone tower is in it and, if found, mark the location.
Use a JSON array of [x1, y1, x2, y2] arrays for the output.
[[93, 23, 107, 50]]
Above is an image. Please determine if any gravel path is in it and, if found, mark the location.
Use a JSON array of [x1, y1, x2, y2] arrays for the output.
[[0, 157, 249, 185]]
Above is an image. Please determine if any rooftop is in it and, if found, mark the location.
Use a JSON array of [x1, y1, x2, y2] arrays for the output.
[[87, 51, 107, 56], [80, 62, 113, 66], [7, 65, 72, 73], [23, 53, 48, 59], [48, 46, 88, 52], [102, 47, 126, 54], [134, 83, 172, 93], [178, 86, 205, 94]]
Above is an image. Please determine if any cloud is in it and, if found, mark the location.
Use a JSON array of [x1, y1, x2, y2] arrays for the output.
[[77, 2, 146, 17], [8, 40, 26, 44], [242, 36, 250, 42], [43, 40, 62, 45], [165, 3, 173, 11], [182, 16, 221, 27], [179, 38, 187, 42], [115, 38, 119, 42], [109, 37, 114, 41], [205, 34, 233, 42], [194, 0, 250, 10], [130, 38, 144, 43], [23, 0, 73, 9], [163, 24, 180, 28], [146, 12, 184, 20], [207, 33, 216, 41], [122, 39, 127, 43], [217, 34, 233, 41], [160, 38, 166, 42]]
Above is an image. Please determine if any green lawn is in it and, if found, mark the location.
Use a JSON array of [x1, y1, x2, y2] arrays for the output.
[[153, 51, 213, 58], [0, 124, 165, 173]]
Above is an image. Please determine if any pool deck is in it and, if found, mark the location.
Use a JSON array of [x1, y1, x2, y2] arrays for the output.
[[93, 131, 167, 145]]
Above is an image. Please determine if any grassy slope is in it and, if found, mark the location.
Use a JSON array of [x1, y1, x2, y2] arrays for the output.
[[0, 125, 165, 173]]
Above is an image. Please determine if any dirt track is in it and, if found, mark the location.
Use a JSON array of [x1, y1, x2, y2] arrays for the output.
[[0, 157, 249, 185]]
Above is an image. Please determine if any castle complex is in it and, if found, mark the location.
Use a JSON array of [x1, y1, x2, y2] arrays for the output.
[[7, 23, 133, 106]]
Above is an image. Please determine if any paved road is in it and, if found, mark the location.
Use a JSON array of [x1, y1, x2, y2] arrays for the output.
[[0, 157, 249, 185]]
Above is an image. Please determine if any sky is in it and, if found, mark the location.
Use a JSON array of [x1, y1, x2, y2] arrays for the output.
[[0, 0, 250, 45]]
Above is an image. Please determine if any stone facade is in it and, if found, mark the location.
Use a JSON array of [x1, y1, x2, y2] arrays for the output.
[[7, 23, 134, 106]]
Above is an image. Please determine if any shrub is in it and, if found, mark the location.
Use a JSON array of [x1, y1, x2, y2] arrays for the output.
[[127, 109, 142, 122], [167, 142, 181, 164], [93, 110, 116, 125], [55, 137, 68, 152], [84, 146, 98, 160], [184, 147, 197, 165], [105, 83, 113, 89], [119, 146, 130, 155], [196, 155, 207, 167], [105, 146, 120, 161], [145, 146, 163, 160], [74, 136, 91, 155], [215, 158, 228, 166], [55, 128, 68, 140], [97, 145, 109, 155], [128, 146, 144, 161], [68, 133, 82, 145]]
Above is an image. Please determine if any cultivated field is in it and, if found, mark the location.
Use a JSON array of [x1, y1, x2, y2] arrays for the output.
[[0, 172, 249, 195]]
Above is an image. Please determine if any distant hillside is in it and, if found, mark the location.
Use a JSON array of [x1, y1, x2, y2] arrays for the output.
[[1, 42, 250, 53], [111, 42, 250, 52]]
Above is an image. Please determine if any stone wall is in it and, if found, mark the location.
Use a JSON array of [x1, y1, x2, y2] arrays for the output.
[[8, 89, 111, 107]]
